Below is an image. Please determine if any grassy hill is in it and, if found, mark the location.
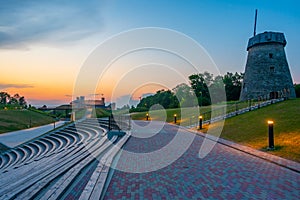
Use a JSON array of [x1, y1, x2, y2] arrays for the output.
[[130, 101, 250, 125], [206, 99, 300, 162], [131, 107, 210, 125], [0, 109, 55, 134]]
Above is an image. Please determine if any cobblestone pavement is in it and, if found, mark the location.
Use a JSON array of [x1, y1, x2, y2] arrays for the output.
[[104, 121, 300, 199]]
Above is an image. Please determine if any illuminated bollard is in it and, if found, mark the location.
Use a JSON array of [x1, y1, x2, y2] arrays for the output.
[[198, 115, 203, 129], [146, 113, 149, 121], [267, 120, 275, 150], [174, 114, 177, 124]]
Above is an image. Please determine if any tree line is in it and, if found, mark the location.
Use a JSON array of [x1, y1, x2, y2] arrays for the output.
[[130, 72, 244, 112], [0, 92, 27, 109]]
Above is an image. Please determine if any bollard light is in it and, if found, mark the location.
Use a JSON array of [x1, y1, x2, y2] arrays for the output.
[[267, 120, 274, 150], [199, 115, 203, 129], [174, 114, 177, 124], [146, 113, 149, 121]]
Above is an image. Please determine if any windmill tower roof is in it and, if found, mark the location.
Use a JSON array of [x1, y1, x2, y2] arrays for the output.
[[247, 31, 287, 50]]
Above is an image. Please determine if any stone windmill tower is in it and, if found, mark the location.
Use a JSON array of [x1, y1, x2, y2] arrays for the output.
[[240, 10, 296, 101]]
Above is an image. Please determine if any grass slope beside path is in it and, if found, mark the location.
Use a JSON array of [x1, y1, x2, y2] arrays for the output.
[[0, 109, 55, 134], [206, 99, 300, 162]]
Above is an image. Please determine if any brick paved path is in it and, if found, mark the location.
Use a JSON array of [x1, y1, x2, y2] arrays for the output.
[[104, 121, 300, 199]]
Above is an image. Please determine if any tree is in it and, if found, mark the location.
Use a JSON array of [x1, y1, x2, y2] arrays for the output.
[[8, 97, 18, 105], [188, 72, 214, 106], [19, 96, 27, 107], [188, 71, 243, 105], [209, 75, 226, 103], [136, 89, 179, 110], [173, 83, 197, 107], [223, 72, 243, 101], [0, 92, 27, 108], [8, 94, 19, 105], [0, 92, 10, 105]]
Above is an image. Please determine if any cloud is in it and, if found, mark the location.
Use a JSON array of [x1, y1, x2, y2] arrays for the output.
[[0, 83, 34, 90], [0, 0, 104, 49]]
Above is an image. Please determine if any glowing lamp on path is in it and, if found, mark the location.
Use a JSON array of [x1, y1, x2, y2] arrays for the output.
[[174, 114, 177, 124], [267, 120, 275, 150], [199, 115, 203, 129]]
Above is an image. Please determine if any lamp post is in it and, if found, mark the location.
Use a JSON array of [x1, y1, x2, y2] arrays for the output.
[[198, 115, 203, 129], [267, 120, 275, 150], [146, 113, 149, 121], [174, 114, 177, 124]]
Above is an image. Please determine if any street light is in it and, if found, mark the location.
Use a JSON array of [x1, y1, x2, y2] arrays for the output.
[[267, 120, 275, 150], [198, 115, 203, 129], [174, 114, 177, 124], [146, 113, 149, 121]]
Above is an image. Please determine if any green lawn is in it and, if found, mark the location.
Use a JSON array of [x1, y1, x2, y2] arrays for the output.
[[0, 109, 55, 134], [130, 100, 256, 125], [131, 107, 210, 125], [200, 99, 300, 162]]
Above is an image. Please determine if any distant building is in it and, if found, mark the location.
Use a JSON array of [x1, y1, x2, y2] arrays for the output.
[[71, 96, 106, 109]]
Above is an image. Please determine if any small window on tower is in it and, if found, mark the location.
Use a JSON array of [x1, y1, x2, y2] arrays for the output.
[[269, 53, 273, 58], [270, 66, 275, 73]]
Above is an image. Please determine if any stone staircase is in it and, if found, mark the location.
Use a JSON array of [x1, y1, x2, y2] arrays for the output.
[[0, 118, 131, 200]]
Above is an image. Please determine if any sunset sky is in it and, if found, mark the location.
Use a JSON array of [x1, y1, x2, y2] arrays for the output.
[[0, 0, 299, 107]]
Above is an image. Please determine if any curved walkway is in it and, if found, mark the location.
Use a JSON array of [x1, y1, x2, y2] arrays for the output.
[[104, 121, 300, 199]]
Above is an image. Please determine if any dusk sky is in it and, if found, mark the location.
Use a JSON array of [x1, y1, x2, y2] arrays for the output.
[[0, 0, 299, 107]]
